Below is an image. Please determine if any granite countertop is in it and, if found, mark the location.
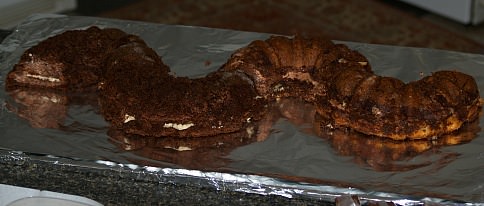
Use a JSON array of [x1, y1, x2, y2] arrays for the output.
[[0, 154, 332, 205]]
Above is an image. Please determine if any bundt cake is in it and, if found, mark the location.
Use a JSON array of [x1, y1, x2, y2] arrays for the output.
[[223, 35, 481, 140], [5, 26, 481, 141]]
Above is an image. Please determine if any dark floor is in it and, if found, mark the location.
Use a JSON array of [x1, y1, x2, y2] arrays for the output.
[[72, 0, 484, 54]]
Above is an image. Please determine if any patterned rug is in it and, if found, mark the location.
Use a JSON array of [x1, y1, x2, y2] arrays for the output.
[[100, 0, 484, 54]]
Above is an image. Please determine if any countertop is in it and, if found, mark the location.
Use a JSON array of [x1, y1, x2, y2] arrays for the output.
[[0, 154, 332, 205]]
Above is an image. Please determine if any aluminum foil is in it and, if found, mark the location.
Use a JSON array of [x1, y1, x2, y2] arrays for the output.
[[1, 14, 484, 205]]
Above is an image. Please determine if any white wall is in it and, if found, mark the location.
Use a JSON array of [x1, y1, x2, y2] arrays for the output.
[[400, 0, 484, 25]]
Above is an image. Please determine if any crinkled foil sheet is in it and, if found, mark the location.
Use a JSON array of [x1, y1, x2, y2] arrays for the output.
[[1, 14, 484, 205]]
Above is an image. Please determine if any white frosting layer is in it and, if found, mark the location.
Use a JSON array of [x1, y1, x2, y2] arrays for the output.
[[123, 114, 136, 123], [26, 74, 60, 82], [163, 122, 195, 130]]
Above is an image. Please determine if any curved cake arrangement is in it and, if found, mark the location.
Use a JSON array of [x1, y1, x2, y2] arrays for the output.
[[5, 26, 482, 141]]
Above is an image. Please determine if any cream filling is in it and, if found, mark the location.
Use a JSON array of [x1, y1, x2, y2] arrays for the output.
[[26, 74, 60, 82], [123, 114, 136, 123], [41, 96, 61, 103], [283, 72, 319, 86], [163, 122, 195, 130]]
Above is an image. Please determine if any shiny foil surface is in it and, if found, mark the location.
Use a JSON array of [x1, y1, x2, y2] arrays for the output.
[[1, 14, 484, 205]]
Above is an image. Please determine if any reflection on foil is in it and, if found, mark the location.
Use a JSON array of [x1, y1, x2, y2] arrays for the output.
[[5, 88, 67, 128], [6, 84, 480, 174], [314, 113, 481, 172], [108, 128, 261, 169], [5, 86, 102, 129]]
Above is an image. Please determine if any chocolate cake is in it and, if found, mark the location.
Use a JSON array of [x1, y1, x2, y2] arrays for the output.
[[325, 69, 481, 140], [5, 27, 482, 141], [98, 34, 267, 137], [224, 35, 481, 140], [6, 26, 126, 92]]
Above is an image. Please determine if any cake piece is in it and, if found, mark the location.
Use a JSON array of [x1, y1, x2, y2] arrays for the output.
[[6, 26, 127, 91], [98, 34, 267, 138], [223, 35, 481, 140]]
